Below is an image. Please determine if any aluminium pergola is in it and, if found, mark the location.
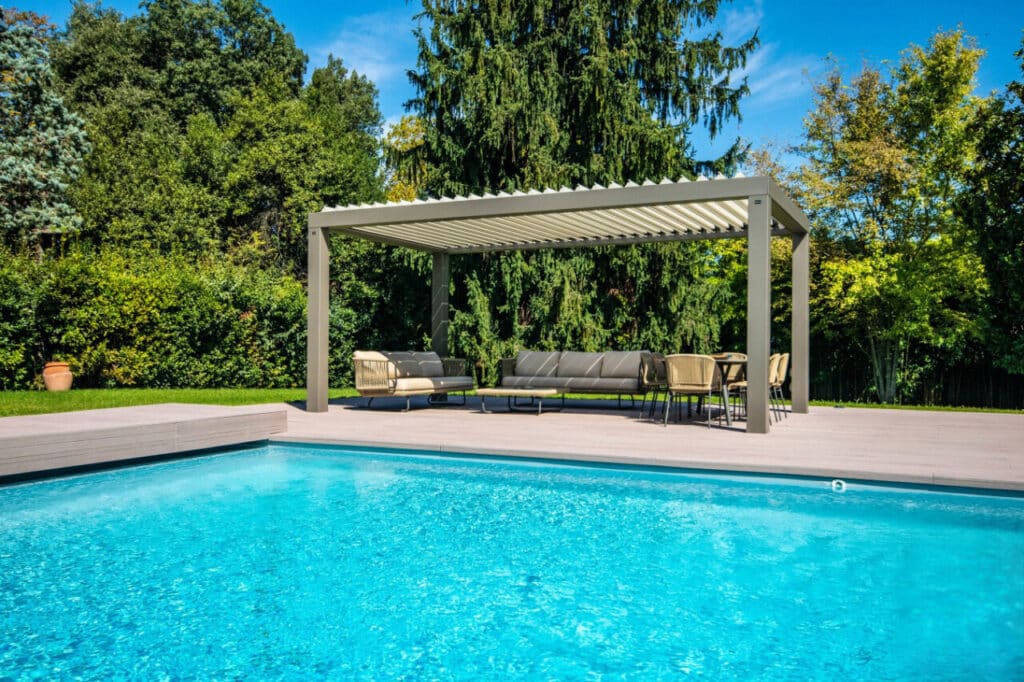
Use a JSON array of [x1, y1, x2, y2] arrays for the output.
[[307, 174, 811, 433]]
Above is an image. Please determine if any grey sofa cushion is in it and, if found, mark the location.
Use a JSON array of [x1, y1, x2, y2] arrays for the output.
[[601, 351, 643, 378], [560, 377, 638, 392], [515, 350, 561, 377], [502, 375, 563, 389], [385, 351, 444, 378], [557, 351, 603, 378]]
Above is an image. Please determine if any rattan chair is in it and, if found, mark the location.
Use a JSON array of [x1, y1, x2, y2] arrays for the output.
[[771, 352, 790, 421], [662, 354, 726, 428], [639, 352, 668, 420]]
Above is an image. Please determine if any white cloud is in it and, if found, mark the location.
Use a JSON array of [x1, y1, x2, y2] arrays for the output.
[[309, 9, 419, 86], [721, 0, 763, 46]]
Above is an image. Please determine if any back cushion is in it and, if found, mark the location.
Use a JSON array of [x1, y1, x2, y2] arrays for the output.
[[601, 350, 644, 378], [557, 352, 604, 378], [408, 352, 444, 377], [515, 351, 561, 377], [387, 351, 443, 378]]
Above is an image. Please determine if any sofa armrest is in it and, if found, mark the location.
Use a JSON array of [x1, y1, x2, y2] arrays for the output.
[[500, 357, 516, 380], [442, 358, 467, 377], [354, 358, 396, 392]]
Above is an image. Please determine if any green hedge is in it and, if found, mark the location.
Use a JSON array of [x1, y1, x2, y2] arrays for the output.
[[1, 249, 311, 389]]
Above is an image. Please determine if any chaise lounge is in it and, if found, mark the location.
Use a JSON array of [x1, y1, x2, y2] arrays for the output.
[[353, 351, 475, 411]]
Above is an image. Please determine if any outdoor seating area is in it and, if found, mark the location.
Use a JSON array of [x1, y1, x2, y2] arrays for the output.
[[351, 347, 791, 427]]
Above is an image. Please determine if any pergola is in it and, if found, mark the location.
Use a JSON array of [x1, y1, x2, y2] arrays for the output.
[[306, 174, 811, 433]]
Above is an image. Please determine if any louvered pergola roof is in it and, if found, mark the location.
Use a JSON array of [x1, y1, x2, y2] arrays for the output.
[[309, 174, 810, 253]]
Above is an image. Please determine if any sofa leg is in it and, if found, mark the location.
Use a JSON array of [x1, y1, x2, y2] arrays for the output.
[[367, 397, 374, 408], [403, 397, 411, 412]]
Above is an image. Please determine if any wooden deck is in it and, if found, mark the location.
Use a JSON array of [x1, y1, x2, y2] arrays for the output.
[[0, 403, 287, 479], [278, 398, 1024, 491], [0, 399, 1020, 491]]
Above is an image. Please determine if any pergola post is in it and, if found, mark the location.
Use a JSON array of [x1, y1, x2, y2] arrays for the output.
[[746, 195, 772, 433], [791, 231, 810, 413], [431, 252, 450, 357], [306, 225, 330, 412]]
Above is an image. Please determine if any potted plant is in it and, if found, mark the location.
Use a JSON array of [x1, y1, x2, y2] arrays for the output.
[[42, 361, 73, 391]]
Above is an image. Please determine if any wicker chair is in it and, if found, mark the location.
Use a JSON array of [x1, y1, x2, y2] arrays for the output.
[[662, 354, 726, 428], [771, 352, 790, 421], [638, 352, 668, 420]]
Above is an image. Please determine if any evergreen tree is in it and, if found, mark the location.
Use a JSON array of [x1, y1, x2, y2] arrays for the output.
[[0, 10, 89, 250], [409, 0, 757, 194]]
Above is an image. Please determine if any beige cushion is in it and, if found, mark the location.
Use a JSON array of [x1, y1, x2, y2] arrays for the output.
[[557, 351, 603, 378], [601, 351, 643, 378], [394, 376, 473, 392], [515, 351, 560, 377]]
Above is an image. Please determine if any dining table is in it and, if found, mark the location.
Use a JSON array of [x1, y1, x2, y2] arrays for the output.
[[712, 355, 747, 425]]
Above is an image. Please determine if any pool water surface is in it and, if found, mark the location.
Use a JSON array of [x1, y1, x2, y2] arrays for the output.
[[1, 444, 1022, 679]]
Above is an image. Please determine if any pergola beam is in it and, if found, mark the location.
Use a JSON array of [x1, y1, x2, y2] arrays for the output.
[[311, 177, 778, 230], [306, 226, 330, 412], [746, 194, 772, 433], [431, 253, 450, 357], [791, 231, 810, 413]]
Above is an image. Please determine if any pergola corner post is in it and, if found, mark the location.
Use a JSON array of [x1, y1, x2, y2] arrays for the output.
[[791, 230, 810, 413], [431, 252, 450, 358], [306, 225, 330, 412], [746, 195, 772, 433]]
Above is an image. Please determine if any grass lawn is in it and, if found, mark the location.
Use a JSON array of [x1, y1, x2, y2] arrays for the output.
[[0, 387, 359, 417], [0, 388, 1018, 417]]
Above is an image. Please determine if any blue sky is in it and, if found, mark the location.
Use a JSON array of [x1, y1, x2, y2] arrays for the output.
[[29, 0, 1024, 165]]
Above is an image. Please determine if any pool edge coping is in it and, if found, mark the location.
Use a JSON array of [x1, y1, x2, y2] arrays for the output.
[[269, 435, 1024, 493]]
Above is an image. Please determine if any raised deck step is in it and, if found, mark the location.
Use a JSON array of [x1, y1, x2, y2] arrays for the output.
[[0, 403, 287, 479]]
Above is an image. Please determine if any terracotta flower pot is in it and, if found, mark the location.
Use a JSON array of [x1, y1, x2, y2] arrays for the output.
[[43, 362, 73, 392]]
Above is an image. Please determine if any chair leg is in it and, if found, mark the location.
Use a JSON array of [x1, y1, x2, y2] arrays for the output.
[[663, 393, 672, 426]]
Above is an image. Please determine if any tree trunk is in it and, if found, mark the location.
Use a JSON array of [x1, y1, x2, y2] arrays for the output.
[[867, 336, 900, 403]]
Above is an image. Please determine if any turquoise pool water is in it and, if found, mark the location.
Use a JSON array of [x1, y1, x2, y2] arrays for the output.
[[1, 444, 1022, 679]]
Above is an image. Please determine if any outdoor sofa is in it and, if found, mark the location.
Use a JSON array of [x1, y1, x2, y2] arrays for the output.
[[353, 351, 474, 410], [499, 350, 647, 405]]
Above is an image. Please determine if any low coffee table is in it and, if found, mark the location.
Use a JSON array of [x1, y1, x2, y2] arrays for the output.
[[476, 387, 565, 415]]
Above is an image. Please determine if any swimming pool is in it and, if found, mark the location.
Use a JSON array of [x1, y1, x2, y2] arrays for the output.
[[1, 443, 1022, 679]]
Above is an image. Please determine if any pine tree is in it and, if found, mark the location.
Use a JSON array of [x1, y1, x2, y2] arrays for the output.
[[409, 0, 758, 194], [0, 10, 89, 249]]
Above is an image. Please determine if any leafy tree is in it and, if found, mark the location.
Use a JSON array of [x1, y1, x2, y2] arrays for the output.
[[0, 9, 89, 249], [794, 30, 987, 403], [959, 39, 1024, 374], [383, 115, 434, 201], [138, 0, 306, 125]]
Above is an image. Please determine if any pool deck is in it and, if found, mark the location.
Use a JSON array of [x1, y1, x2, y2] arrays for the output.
[[0, 398, 1021, 490], [277, 398, 1024, 491]]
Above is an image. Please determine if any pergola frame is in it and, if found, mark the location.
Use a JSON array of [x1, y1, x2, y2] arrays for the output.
[[307, 175, 811, 433]]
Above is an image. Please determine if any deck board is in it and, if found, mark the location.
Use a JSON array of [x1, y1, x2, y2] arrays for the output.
[[0, 403, 287, 478]]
